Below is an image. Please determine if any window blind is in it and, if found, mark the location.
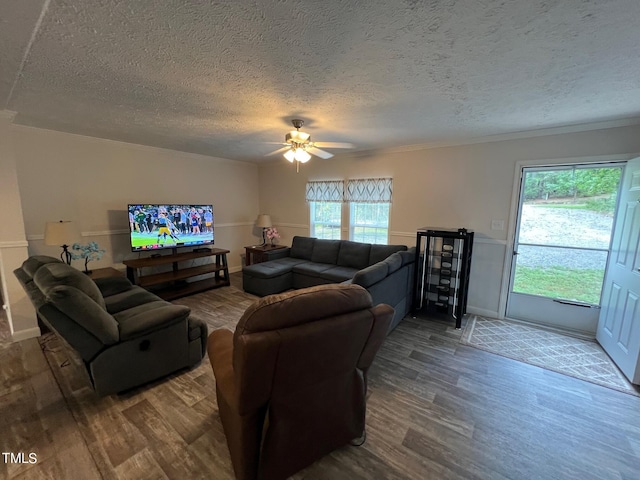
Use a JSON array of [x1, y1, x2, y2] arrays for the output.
[[345, 178, 392, 203], [305, 180, 344, 202]]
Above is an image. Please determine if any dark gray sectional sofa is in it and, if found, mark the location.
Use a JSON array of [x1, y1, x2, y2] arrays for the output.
[[242, 236, 415, 332], [14, 255, 207, 396]]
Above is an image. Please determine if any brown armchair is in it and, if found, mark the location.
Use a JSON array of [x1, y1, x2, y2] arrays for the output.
[[208, 284, 393, 480]]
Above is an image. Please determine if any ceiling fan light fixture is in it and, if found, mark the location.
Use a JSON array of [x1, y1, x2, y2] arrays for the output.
[[268, 118, 354, 169], [283, 149, 296, 162], [294, 148, 311, 163], [287, 130, 311, 143]]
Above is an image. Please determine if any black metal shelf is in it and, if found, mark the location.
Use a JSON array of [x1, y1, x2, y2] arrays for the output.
[[412, 227, 474, 329]]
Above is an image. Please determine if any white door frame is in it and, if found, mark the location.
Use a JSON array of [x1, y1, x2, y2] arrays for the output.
[[498, 154, 637, 324]]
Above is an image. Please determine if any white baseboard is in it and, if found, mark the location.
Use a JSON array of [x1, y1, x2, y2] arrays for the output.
[[467, 306, 501, 319], [11, 327, 41, 342], [229, 265, 242, 274]]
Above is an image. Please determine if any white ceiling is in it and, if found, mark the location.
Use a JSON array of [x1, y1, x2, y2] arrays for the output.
[[2, 0, 640, 162]]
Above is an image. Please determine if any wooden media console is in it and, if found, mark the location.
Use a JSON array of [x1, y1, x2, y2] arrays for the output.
[[123, 248, 230, 300]]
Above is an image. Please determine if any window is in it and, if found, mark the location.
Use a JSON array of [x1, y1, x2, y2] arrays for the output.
[[306, 180, 344, 240], [310, 202, 342, 239], [346, 178, 392, 245], [510, 164, 622, 304], [350, 202, 390, 244], [306, 178, 392, 243]]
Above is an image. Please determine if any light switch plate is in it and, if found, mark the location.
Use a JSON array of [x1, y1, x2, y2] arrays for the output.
[[491, 220, 504, 231]]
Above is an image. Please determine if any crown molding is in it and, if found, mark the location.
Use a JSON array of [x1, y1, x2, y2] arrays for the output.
[[368, 117, 640, 156]]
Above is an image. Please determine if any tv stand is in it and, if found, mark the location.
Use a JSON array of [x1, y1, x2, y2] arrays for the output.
[[123, 248, 230, 300]]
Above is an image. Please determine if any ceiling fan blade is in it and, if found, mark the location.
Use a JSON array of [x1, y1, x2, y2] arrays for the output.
[[312, 141, 354, 149], [308, 146, 333, 159], [265, 146, 290, 156]]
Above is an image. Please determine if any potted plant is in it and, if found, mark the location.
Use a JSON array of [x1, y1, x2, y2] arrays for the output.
[[71, 241, 106, 274], [265, 227, 280, 246]]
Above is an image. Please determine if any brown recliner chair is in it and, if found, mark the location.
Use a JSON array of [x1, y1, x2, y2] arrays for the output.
[[208, 284, 393, 480]]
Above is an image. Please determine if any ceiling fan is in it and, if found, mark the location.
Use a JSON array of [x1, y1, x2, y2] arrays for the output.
[[266, 119, 354, 171]]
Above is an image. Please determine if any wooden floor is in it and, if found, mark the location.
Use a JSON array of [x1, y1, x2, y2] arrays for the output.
[[2, 273, 640, 479]]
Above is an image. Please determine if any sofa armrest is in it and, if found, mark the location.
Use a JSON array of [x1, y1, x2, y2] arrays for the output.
[[208, 329, 265, 480], [94, 276, 134, 297], [352, 262, 389, 288], [208, 329, 237, 406], [118, 304, 190, 340]]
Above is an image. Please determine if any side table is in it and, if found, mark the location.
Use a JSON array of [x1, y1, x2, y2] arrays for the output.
[[245, 245, 288, 266], [87, 267, 125, 280]]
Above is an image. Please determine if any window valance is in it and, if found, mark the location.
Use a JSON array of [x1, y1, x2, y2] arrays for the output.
[[305, 181, 344, 202], [345, 178, 393, 203]]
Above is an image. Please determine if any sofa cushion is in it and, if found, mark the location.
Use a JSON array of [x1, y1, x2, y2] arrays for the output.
[[311, 239, 341, 264], [244, 260, 300, 280], [351, 262, 389, 289], [243, 271, 294, 296], [321, 266, 359, 283], [266, 257, 310, 268], [22, 255, 63, 279], [337, 240, 371, 270], [290, 236, 316, 260], [104, 286, 164, 314], [292, 262, 335, 278], [381, 252, 403, 274], [94, 276, 134, 298], [369, 244, 407, 265], [114, 301, 191, 341], [46, 285, 119, 344], [35, 263, 106, 310]]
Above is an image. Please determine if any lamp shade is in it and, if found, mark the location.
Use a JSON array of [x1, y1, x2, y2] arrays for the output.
[[283, 149, 296, 162], [44, 221, 76, 246], [294, 149, 311, 163], [255, 214, 272, 228]]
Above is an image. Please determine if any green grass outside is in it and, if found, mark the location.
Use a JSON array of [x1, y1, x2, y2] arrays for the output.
[[513, 266, 604, 305]]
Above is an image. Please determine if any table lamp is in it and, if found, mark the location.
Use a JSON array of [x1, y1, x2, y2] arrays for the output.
[[44, 221, 77, 265], [255, 214, 272, 246]]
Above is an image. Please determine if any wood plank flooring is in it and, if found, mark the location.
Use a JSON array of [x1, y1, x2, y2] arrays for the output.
[[2, 273, 640, 479]]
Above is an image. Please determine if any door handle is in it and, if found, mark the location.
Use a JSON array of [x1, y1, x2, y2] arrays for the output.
[[553, 299, 600, 309]]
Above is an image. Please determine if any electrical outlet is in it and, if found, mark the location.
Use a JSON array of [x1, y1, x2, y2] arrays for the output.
[[491, 220, 504, 231]]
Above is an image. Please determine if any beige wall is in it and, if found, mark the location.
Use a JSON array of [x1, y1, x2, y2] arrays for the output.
[[7, 123, 260, 338], [258, 124, 640, 317], [11, 124, 260, 298], [0, 113, 37, 339]]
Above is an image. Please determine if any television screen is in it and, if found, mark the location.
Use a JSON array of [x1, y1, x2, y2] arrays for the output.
[[128, 204, 214, 251]]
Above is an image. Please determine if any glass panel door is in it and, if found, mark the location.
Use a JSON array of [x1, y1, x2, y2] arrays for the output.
[[506, 164, 623, 333]]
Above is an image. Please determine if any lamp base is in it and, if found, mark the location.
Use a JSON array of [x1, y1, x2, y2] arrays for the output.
[[61, 245, 72, 265]]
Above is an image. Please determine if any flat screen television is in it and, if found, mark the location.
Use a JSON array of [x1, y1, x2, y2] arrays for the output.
[[128, 204, 214, 252]]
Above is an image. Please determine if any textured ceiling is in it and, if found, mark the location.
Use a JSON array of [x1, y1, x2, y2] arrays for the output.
[[2, 0, 640, 162]]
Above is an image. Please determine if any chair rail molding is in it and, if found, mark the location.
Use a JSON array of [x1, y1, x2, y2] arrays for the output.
[[0, 240, 29, 248]]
